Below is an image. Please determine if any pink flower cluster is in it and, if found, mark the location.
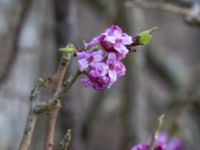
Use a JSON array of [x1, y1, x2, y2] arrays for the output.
[[77, 25, 133, 90], [131, 132, 183, 150]]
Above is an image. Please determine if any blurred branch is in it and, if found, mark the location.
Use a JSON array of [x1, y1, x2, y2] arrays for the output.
[[134, 0, 189, 15], [44, 54, 72, 150], [81, 91, 109, 147], [127, 0, 200, 26], [19, 58, 80, 150], [166, 69, 200, 134], [0, 0, 34, 84], [145, 45, 188, 89], [19, 76, 55, 150], [44, 0, 77, 149], [60, 129, 72, 150], [120, 58, 136, 150], [86, 0, 106, 12], [115, 0, 135, 149], [34, 71, 81, 114], [150, 114, 165, 150]]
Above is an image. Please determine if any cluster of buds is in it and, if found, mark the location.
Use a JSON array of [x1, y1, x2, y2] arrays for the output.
[[76, 25, 155, 90], [131, 132, 183, 150]]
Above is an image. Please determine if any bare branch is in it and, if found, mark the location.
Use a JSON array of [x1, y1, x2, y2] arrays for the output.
[[18, 69, 80, 150], [134, 0, 188, 15], [43, 53, 71, 150], [18, 76, 55, 150], [127, 0, 200, 26], [43, 52, 81, 150], [60, 129, 72, 150], [0, 0, 34, 84], [33, 71, 81, 114], [150, 114, 165, 150]]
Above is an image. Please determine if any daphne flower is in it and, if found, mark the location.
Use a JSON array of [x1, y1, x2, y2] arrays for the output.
[[77, 25, 134, 90], [76, 49, 104, 72], [167, 138, 183, 150], [102, 25, 133, 59], [106, 52, 126, 87], [130, 132, 183, 150], [81, 62, 110, 90], [85, 25, 133, 60], [131, 144, 149, 150], [155, 132, 168, 150]]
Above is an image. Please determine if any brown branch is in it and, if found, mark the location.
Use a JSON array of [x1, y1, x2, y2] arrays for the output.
[[129, 0, 200, 26], [134, 0, 189, 15], [81, 91, 109, 148], [18, 68, 80, 150], [150, 114, 165, 150], [19, 111, 37, 150], [33, 71, 81, 114], [41, 71, 80, 149], [44, 54, 72, 150], [19, 76, 55, 150], [0, 0, 34, 84], [60, 129, 72, 150]]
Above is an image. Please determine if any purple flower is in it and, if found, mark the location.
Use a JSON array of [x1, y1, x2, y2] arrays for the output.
[[167, 138, 183, 150], [76, 49, 104, 72], [85, 25, 133, 60], [131, 144, 149, 150], [155, 132, 168, 150], [79, 54, 126, 91], [77, 25, 133, 90], [130, 132, 184, 150], [81, 62, 110, 90], [106, 53, 126, 88]]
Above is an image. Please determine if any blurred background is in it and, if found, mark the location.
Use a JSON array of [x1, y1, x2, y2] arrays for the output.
[[0, 0, 200, 149]]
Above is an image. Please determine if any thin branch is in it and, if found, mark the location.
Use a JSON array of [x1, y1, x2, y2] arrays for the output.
[[44, 54, 72, 150], [134, 0, 189, 15], [60, 129, 72, 150], [150, 114, 165, 150], [18, 70, 80, 150], [19, 76, 55, 150], [42, 71, 80, 150], [128, 0, 200, 26], [33, 71, 81, 114], [19, 69, 80, 150], [81, 91, 109, 148], [18, 111, 37, 150]]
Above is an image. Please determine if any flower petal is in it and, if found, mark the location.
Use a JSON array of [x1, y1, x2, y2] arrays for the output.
[[92, 50, 104, 62], [108, 70, 117, 88], [104, 36, 117, 44], [115, 61, 126, 77], [78, 59, 89, 72], [81, 78, 93, 88], [121, 33, 133, 45], [76, 51, 91, 59], [113, 44, 129, 60], [85, 35, 105, 49], [106, 52, 117, 64]]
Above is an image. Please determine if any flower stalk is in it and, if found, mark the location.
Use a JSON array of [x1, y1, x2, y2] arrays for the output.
[[44, 52, 72, 150]]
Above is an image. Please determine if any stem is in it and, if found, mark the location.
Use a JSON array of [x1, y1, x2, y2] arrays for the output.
[[43, 71, 80, 150], [18, 111, 37, 150], [44, 54, 71, 150], [150, 114, 165, 150], [134, 0, 188, 15], [18, 53, 79, 150], [19, 76, 55, 150], [133, 0, 200, 26], [60, 129, 72, 150], [33, 71, 81, 114]]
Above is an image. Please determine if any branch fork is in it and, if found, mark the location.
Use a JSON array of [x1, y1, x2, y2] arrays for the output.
[[19, 52, 80, 150]]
